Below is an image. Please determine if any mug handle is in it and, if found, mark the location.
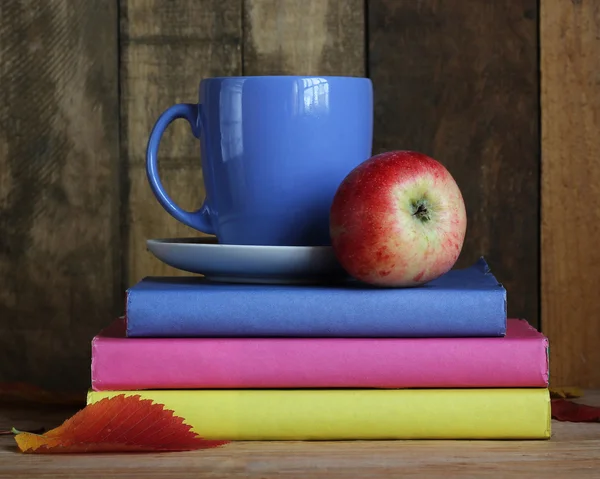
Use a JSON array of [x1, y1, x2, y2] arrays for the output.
[[146, 103, 215, 235]]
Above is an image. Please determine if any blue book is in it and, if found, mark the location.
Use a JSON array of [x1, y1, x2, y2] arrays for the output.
[[125, 257, 506, 338]]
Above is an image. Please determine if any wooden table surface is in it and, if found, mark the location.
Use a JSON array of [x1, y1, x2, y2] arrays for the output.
[[1, 392, 600, 478]]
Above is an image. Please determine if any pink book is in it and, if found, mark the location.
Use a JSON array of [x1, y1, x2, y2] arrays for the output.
[[91, 318, 549, 391]]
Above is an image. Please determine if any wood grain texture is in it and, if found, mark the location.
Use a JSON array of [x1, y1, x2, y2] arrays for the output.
[[541, 1, 600, 388], [3, 392, 600, 478], [369, 1, 540, 327], [243, 0, 364, 76], [0, 1, 120, 391], [121, 0, 241, 286]]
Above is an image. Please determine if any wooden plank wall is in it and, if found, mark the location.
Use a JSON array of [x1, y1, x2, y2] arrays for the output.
[[243, 0, 364, 77], [369, 0, 540, 329], [541, 1, 600, 388], [0, 1, 120, 392], [1, 0, 599, 390]]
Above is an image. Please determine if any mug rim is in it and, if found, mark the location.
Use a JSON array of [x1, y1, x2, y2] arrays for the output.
[[200, 75, 371, 82]]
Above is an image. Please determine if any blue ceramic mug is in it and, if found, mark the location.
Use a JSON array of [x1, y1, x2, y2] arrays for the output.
[[146, 76, 373, 246]]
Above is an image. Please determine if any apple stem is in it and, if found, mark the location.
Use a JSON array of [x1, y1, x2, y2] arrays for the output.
[[414, 204, 427, 216], [412, 202, 431, 222]]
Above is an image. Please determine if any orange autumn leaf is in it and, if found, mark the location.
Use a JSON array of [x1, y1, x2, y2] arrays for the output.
[[549, 386, 584, 399], [0, 382, 85, 406], [14, 394, 229, 453], [551, 399, 600, 422]]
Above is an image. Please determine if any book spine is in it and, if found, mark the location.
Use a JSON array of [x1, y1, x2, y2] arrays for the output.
[[91, 335, 548, 390], [125, 287, 507, 338], [87, 389, 551, 440]]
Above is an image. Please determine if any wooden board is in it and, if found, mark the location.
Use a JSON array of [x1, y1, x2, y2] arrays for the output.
[[243, 0, 364, 76], [3, 392, 600, 477], [541, 1, 600, 387], [368, 1, 540, 327], [121, 0, 242, 286], [0, 2, 120, 391]]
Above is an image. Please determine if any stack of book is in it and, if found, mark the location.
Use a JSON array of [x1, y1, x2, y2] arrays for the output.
[[87, 257, 551, 440]]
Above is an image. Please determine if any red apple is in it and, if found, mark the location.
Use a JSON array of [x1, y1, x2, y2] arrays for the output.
[[329, 150, 467, 287]]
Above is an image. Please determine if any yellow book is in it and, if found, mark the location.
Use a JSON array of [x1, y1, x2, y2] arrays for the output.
[[87, 388, 551, 440]]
